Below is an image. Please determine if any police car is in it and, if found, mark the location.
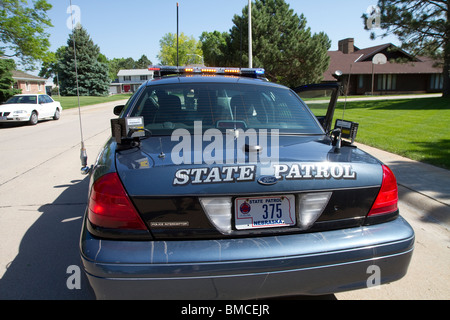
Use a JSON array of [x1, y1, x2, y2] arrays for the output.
[[80, 66, 414, 299]]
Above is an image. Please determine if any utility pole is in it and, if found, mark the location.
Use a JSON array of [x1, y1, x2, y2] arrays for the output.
[[248, 0, 252, 68]]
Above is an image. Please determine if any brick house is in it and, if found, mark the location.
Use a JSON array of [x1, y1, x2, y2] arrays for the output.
[[12, 70, 47, 94], [323, 38, 443, 95]]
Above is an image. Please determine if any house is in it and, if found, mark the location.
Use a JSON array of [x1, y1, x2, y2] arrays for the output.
[[12, 70, 47, 94], [323, 38, 443, 95], [109, 69, 154, 94]]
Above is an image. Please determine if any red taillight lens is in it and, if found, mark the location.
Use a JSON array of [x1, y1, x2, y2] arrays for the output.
[[88, 173, 148, 230], [368, 165, 398, 216]]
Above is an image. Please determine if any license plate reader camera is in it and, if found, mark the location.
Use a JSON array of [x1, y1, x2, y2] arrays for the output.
[[111, 116, 146, 146]]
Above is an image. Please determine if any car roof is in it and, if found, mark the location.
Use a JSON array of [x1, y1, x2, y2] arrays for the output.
[[14, 93, 47, 96], [144, 74, 288, 89]]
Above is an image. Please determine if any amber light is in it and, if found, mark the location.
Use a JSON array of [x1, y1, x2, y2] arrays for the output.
[[201, 68, 217, 73], [224, 69, 240, 74]]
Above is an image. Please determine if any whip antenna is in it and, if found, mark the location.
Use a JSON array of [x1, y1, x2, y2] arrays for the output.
[[69, 0, 89, 174], [176, 2, 179, 68], [334, 54, 362, 152], [340, 54, 362, 123]]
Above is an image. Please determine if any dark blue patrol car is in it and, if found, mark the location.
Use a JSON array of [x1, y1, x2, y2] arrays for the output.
[[80, 66, 414, 299]]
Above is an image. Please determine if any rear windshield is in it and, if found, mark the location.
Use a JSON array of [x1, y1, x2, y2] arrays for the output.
[[129, 82, 323, 135]]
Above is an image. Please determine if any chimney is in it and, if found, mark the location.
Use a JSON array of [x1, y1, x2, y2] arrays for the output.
[[338, 38, 354, 54]]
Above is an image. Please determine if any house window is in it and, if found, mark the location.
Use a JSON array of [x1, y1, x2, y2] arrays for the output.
[[140, 75, 148, 81], [25, 81, 30, 91], [38, 83, 42, 92], [377, 74, 397, 91], [430, 74, 443, 90], [123, 76, 131, 81], [358, 75, 364, 89]]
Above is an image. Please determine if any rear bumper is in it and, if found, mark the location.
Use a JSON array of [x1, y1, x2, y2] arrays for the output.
[[80, 216, 414, 300]]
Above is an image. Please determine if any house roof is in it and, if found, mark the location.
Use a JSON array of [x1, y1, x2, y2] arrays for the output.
[[117, 69, 154, 76], [323, 42, 442, 81], [12, 70, 46, 82]]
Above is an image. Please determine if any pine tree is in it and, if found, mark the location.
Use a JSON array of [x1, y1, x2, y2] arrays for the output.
[[136, 55, 152, 69], [58, 26, 109, 96], [227, 0, 330, 87]]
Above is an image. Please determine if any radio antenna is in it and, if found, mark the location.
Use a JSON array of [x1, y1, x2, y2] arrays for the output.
[[69, 0, 89, 174], [341, 54, 362, 122], [176, 2, 179, 68], [340, 63, 352, 122], [334, 54, 363, 152]]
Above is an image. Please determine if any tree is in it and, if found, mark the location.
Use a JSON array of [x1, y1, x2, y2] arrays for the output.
[[157, 33, 203, 66], [200, 31, 231, 67], [107, 57, 134, 80], [106, 55, 152, 81], [136, 55, 152, 69], [58, 26, 110, 96], [0, 58, 21, 103], [0, 0, 53, 69], [38, 46, 66, 87], [363, 0, 450, 97], [213, 0, 330, 87]]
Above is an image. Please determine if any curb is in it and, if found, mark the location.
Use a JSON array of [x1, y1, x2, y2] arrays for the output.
[[355, 142, 450, 229], [398, 185, 450, 230]]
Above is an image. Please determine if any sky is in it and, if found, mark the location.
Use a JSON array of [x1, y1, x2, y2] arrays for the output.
[[43, 0, 400, 67]]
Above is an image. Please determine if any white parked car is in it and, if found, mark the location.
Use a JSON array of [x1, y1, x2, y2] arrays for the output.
[[0, 94, 62, 125]]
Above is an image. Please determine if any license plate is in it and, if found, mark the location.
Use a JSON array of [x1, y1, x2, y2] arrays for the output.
[[235, 195, 296, 230], [0, 116, 6, 121]]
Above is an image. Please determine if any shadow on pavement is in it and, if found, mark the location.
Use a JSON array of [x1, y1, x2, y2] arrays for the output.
[[0, 174, 340, 301], [0, 177, 95, 299]]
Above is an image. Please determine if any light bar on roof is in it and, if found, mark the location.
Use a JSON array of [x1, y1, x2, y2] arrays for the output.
[[148, 65, 265, 78]]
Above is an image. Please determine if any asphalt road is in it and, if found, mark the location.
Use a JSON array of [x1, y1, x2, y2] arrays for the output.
[[0, 101, 448, 300]]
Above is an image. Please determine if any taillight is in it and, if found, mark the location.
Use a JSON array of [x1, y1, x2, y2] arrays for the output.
[[368, 165, 398, 216], [88, 173, 148, 230]]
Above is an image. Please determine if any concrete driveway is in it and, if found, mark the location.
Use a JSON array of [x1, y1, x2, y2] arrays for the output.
[[0, 101, 123, 299], [0, 100, 448, 299]]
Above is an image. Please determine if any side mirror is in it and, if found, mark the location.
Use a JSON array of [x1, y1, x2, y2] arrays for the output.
[[113, 105, 125, 116]]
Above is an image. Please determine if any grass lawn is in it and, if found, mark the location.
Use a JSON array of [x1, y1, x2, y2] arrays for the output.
[[53, 94, 132, 110], [329, 97, 450, 169]]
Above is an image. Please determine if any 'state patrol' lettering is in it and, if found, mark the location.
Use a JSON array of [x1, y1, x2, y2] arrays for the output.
[[173, 163, 356, 186]]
